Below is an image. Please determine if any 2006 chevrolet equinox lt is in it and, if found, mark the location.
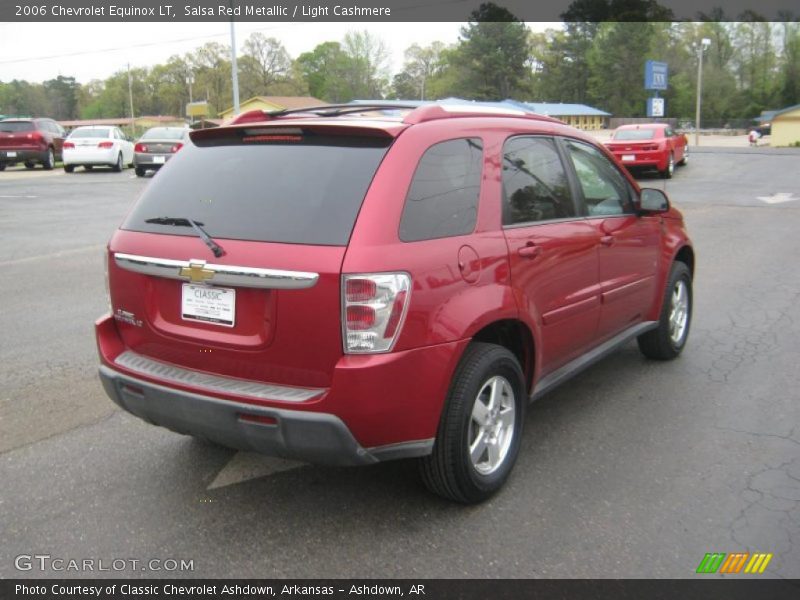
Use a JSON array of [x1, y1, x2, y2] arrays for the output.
[[97, 103, 694, 503]]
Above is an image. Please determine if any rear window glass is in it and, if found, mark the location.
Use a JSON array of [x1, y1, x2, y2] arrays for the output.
[[613, 129, 656, 140], [69, 128, 111, 138], [399, 138, 483, 242], [0, 121, 35, 132], [123, 134, 391, 246], [141, 128, 186, 140]]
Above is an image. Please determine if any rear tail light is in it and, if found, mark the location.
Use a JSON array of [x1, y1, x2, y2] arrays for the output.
[[134, 143, 147, 153], [342, 273, 411, 353], [98, 141, 114, 149], [63, 141, 75, 149], [170, 143, 183, 153], [641, 144, 658, 151]]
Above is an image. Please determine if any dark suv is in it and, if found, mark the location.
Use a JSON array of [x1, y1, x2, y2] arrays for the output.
[[97, 103, 694, 503], [0, 118, 65, 170]]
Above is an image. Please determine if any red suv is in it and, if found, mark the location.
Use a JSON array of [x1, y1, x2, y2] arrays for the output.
[[0, 118, 65, 170], [96, 104, 694, 503]]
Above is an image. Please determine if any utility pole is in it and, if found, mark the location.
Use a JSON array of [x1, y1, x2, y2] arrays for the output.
[[229, 8, 240, 116], [127, 63, 136, 137], [694, 38, 711, 146]]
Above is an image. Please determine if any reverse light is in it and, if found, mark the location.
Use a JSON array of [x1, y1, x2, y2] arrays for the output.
[[342, 273, 411, 353], [98, 141, 114, 149]]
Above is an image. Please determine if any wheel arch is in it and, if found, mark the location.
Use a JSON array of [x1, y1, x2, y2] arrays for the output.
[[674, 244, 695, 278], [471, 319, 536, 396]]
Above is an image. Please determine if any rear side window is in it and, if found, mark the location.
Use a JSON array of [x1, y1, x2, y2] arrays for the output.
[[502, 136, 575, 225], [123, 134, 391, 246], [399, 138, 482, 242]]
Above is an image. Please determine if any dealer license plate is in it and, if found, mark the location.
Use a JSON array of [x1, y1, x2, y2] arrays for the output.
[[622, 154, 636, 162], [152, 155, 166, 164], [181, 284, 235, 327]]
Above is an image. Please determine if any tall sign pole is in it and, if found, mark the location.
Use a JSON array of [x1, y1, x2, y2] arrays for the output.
[[694, 38, 711, 146], [229, 2, 240, 116], [645, 60, 668, 120]]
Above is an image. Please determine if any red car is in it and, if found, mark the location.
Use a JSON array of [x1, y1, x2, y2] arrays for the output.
[[96, 103, 694, 503], [604, 123, 688, 178], [0, 118, 65, 170]]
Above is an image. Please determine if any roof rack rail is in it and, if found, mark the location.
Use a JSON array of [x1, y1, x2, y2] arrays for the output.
[[226, 102, 564, 127], [228, 103, 422, 125]]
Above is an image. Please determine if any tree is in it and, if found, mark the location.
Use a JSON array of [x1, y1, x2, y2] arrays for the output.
[[296, 42, 352, 102], [447, 3, 531, 100], [391, 42, 447, 100], [238, 34, 306, 97], [341, 30, 390, 99]]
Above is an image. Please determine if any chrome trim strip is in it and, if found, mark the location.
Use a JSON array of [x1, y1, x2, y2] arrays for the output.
[[114, 350, 325, 403], [114, 252, 319, 289]]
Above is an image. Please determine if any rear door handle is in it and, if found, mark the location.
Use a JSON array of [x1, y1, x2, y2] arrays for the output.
[[600, 235, 615, 246], [518, 244, 542, 259]]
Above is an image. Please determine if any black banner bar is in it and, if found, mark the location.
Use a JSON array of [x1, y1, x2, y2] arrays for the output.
[[3, 579, 800, 600], [1, 0, 798, 22]]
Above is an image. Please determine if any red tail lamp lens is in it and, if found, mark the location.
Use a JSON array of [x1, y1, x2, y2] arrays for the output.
[[346, 305, 376, 331], [346, 278, 377, 302]]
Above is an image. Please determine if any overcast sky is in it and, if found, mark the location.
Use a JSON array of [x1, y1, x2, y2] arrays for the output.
[[0, 22, 555, 84]]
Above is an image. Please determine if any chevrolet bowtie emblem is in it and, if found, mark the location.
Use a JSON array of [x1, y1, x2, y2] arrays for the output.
[[179, 261, 215, 283]]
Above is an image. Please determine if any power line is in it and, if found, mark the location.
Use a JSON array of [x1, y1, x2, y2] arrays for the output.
[[0, 23, 299, 66]]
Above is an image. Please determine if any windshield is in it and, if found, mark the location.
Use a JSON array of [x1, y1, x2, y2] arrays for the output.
[[0, 121, 35, 133], [123, 134, 391, 246], [141, 128, 186, 141], [69, 128, 111, 138], [613, 129, 657, 141]]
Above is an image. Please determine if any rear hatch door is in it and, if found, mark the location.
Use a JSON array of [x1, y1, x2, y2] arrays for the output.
[[108, 124, 397, 388]]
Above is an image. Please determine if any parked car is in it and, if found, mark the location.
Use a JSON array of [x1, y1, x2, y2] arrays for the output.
[[0, 118, 65, 170], [604, 123, 688, 178], [63, 126, 134, 173], [96, 103, 694, 503], [133, 126, 190, 177]]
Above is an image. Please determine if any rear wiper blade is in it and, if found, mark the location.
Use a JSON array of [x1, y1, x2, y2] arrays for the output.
[[144, 216, 226, 258]]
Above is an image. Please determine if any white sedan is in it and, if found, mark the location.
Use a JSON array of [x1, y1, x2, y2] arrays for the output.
[[63, 126, 135, 173]]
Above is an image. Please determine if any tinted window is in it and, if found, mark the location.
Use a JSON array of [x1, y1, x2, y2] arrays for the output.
[[141, 128, 187, 140], [123, 134, 391, 246], [564, 140, 633, 217], [502, 136, 574, 225], [613, 129, 656, 140], [69, 128, 111, 138], [0, 121, 35, 133], [399, 138, 482, 242]]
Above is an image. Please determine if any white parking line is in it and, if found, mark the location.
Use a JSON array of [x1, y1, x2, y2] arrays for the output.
[[207, 451, 305, 490], [0, 244, 105, 268], [0, 195, 38, 198]]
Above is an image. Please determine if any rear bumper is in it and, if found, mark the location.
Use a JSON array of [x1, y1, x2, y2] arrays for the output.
[[0, 148, 47, 163], [133, 152, 172, 168], [99, 365, 387, 465], [96, 315, 466, 464], [64, 148, 116, 165], [613, 153, 668, 170]]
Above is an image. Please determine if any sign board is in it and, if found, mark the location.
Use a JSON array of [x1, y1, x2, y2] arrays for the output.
[[647, 97, 665, 118], [645, 60, 668, 91], [186, 101, 209, 118]]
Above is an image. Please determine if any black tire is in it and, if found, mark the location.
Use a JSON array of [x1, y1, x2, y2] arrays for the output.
[[134, 167, 146, 177], [84, 165, 93, 171], [638, 261, 692, 360], [112, 153, 123, 172], [419, 342, 526, 503], [24, 161, 35, 169], [660, 152, 674, 179], [42, 148, 54, 170], [678, 147, 689, 166], [0, 163, 6, 171], [63, 165, 75, 173]]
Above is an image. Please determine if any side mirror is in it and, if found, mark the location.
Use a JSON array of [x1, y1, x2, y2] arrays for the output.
[[637, 188, 670, 214]]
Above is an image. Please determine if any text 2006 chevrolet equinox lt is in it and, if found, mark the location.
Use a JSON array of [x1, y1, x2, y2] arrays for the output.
[[97, 103, 694, 503]]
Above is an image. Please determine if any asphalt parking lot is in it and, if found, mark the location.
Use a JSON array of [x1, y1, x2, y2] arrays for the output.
[[1, 147, 799, 579]]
